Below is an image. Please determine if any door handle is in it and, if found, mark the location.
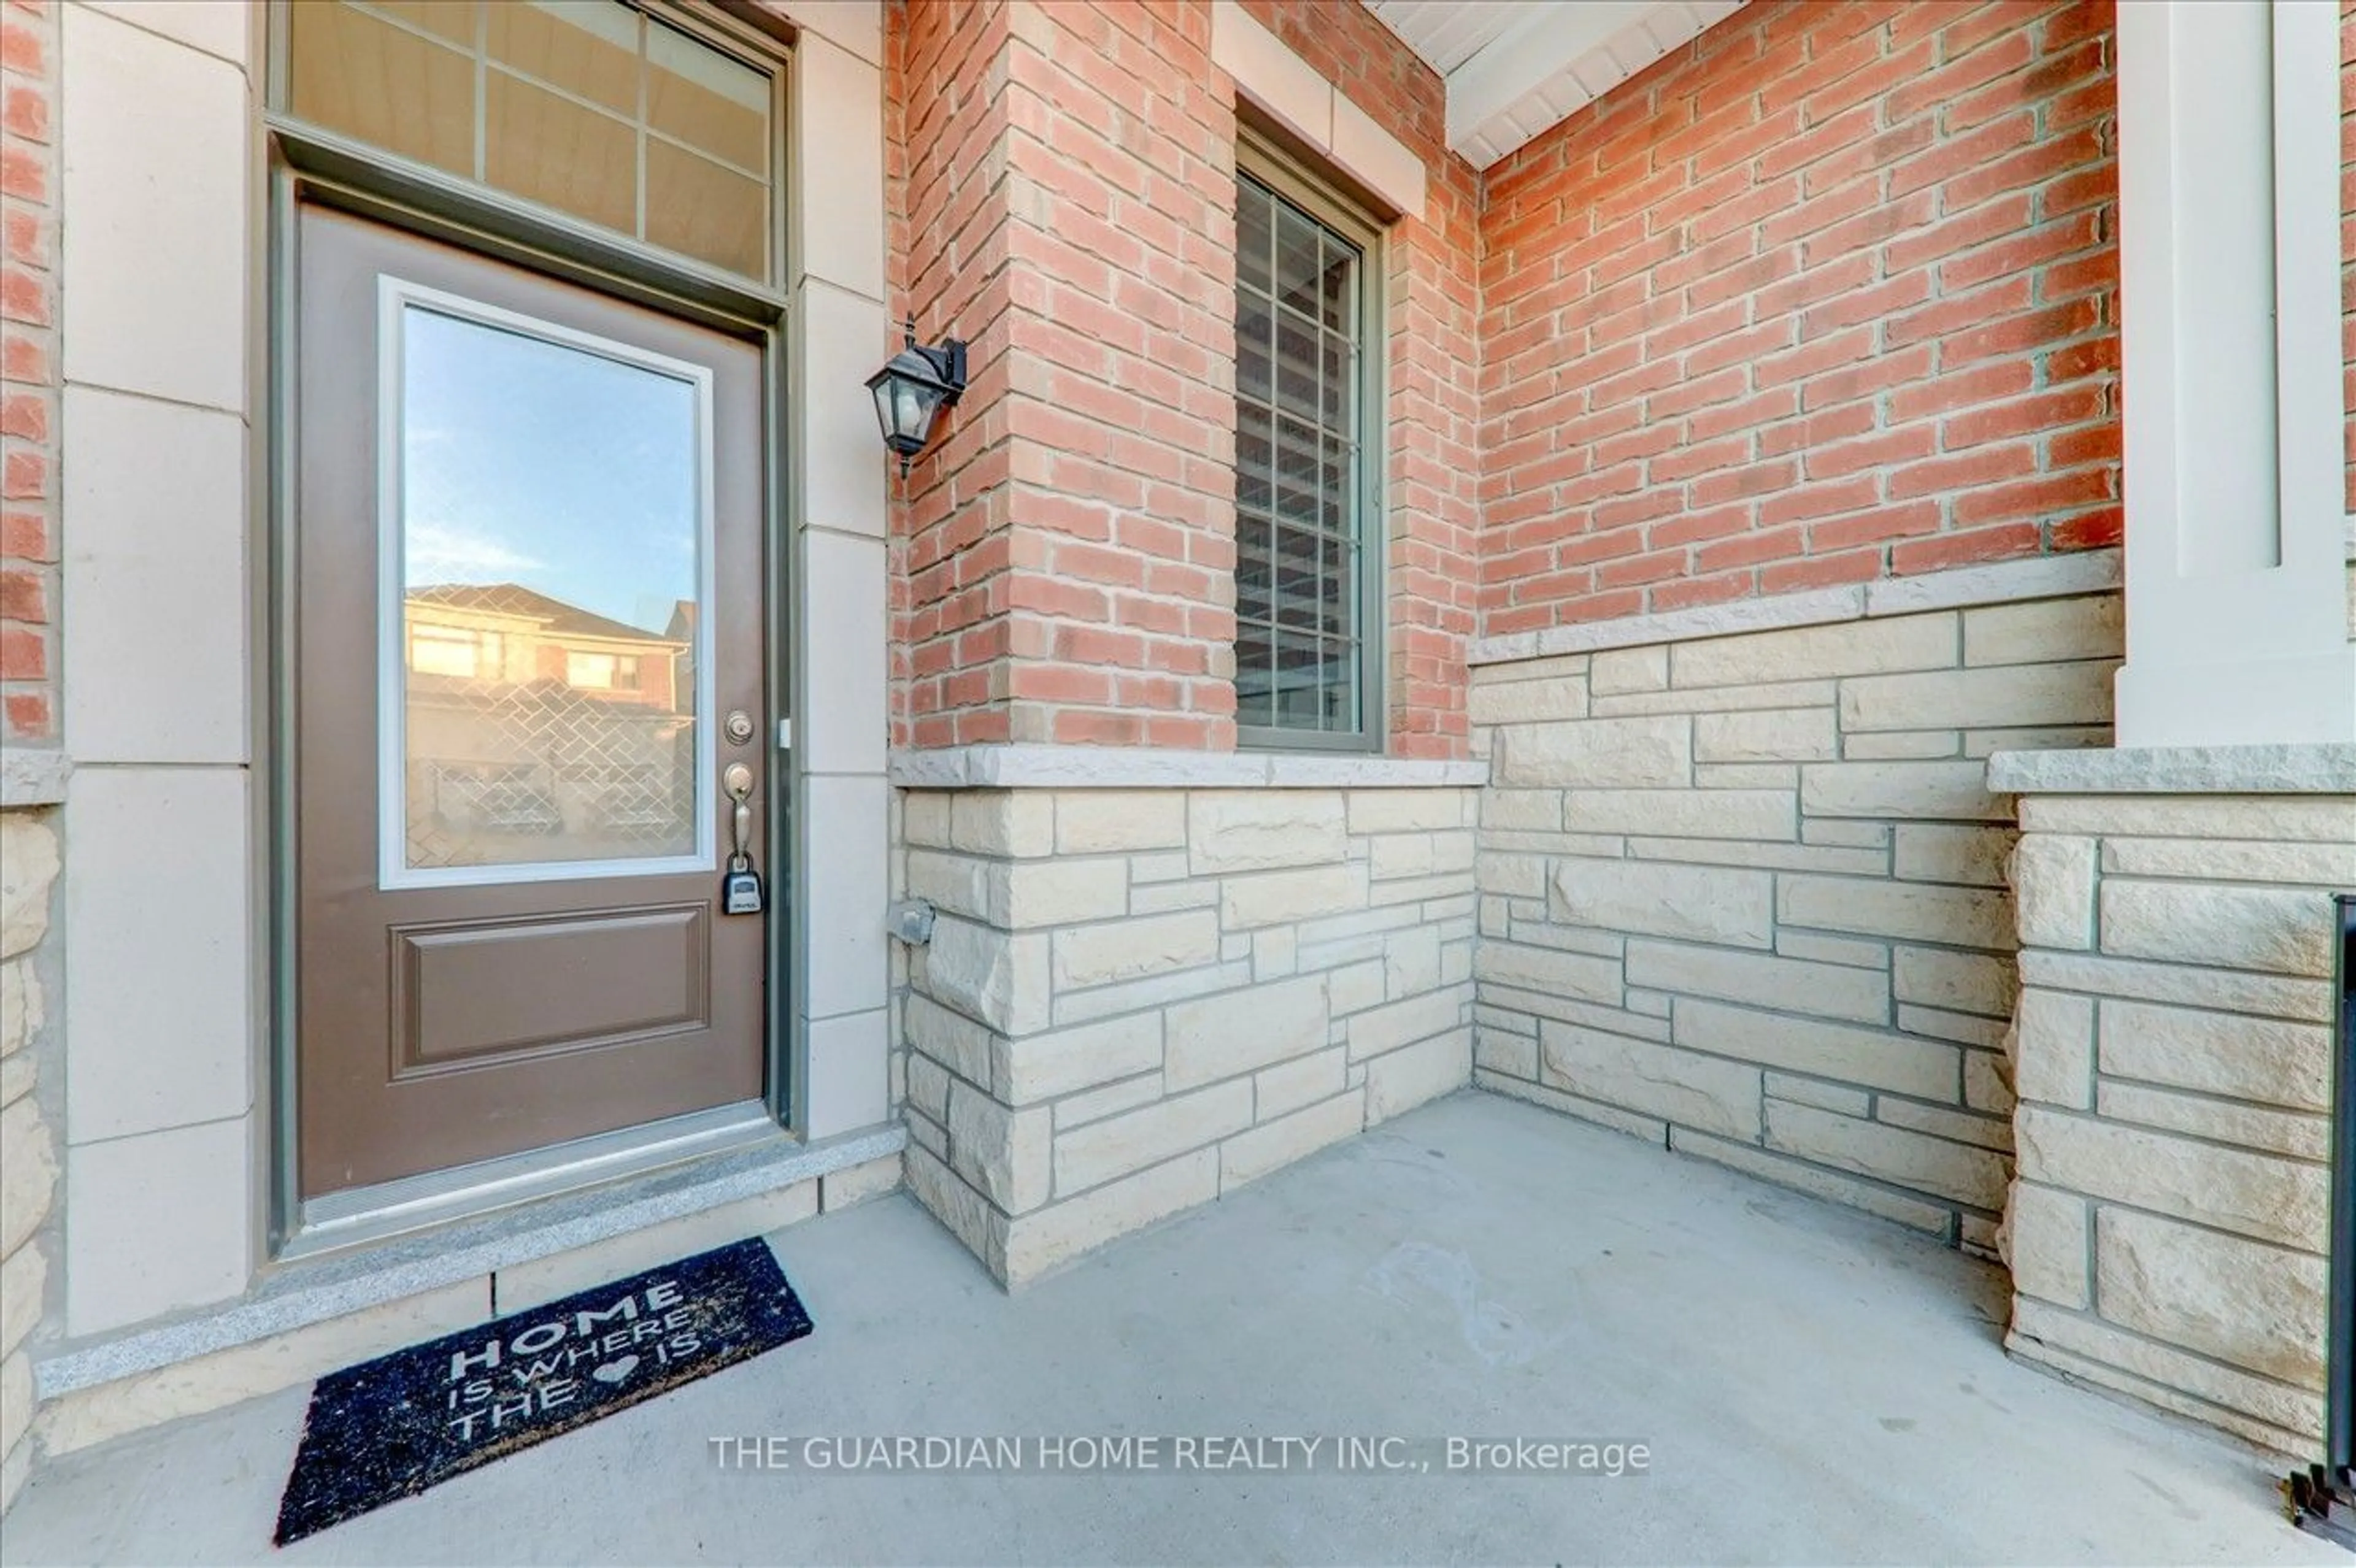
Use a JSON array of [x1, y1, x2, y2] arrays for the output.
[[720, 763, 764, 915], [723, 763, 755, 864]]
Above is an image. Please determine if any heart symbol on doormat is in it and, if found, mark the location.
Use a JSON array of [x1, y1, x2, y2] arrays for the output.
[[590, 1355, 640, 1385]]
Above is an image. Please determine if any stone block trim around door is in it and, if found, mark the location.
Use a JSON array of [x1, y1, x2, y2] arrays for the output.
[[896, 785, 1479, 1285], [1466, 591, 2123, 1251], [2000, 788, 2356, 1462]]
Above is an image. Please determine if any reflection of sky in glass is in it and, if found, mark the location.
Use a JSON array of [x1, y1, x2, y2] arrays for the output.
[[401, 306, 698, 634]]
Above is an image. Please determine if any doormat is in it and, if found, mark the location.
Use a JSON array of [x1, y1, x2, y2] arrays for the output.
[[274, 1237, 812, 1545]]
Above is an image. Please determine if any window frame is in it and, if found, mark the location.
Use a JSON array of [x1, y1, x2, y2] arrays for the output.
[[1233, 127, 1388, 755]]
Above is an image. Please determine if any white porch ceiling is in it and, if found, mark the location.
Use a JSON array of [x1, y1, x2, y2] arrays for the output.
[[1365, 0, 1749, 169]]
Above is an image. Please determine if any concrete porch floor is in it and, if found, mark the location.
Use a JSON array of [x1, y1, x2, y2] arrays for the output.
[[4, 1092, 2336, 1566]]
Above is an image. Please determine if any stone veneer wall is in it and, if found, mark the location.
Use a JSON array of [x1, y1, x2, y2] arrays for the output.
[[895, 786, 1478, 1284], [1468, 591, 2121, 1247], [1, 0, 63, 1508], [2002, 790, 2356, 1459], [0, 808, 59, 1510]]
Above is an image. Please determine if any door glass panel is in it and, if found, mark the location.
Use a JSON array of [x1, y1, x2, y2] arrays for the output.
[[388, 293, 710, 884]]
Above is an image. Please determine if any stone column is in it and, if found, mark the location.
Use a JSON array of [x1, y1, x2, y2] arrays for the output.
[[2108, 0, 2354, 747], [1990, 5, 2356, 1455], [787, 5, 894, 1142], [1988, 755, 2355, 1459]]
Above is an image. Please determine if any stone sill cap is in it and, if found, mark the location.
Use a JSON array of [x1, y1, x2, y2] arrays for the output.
[[890, 745, 1488, 790], [1469, 549, 2121, 667], [1987, 744, 2356, 795], [33, 1122, 906, 1401]]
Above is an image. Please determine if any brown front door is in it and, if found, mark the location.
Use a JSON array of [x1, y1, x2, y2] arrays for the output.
[[294, 204, 768, 1199]]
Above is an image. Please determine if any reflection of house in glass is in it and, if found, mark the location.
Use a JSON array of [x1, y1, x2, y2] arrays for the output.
[[401, 583, 698, 870]]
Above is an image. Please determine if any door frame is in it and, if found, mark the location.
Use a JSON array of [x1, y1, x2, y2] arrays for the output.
[[258, 0, 803, 1258]]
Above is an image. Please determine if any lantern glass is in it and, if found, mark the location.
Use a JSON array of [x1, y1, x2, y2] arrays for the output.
[[895, 379, 934, 443], [867, 349, 950, 456]]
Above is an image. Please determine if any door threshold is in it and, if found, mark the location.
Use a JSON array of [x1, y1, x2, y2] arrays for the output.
[[37, 1122, 905, 1402], [283, 1102, 780, 1262]]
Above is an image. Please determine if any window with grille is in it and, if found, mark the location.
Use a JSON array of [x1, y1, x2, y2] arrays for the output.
[[1233, 153, 1380, 748]]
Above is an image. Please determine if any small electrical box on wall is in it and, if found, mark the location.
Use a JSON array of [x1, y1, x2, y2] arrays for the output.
[[887, 900, 936, 947]]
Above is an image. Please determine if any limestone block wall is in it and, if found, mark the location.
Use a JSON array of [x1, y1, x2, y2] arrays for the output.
[[895, 786, 1479, 1284], [2001, 791, 2356, 1459], [1468, 593, 2122, 1248], [0, 809, 60, 1511]]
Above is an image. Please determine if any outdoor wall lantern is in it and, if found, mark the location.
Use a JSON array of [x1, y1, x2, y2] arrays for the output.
[[866, 317, 967, 474]]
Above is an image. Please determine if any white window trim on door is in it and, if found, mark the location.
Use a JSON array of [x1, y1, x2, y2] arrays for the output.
[[372, 273, 722, 891]]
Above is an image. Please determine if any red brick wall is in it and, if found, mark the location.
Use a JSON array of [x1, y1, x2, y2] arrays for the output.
[[890, 1, 1241, 750], [0, 0, 55, 742], [1479, 0, 2122, 636], [890, 0, 1017, 748], [1242, 0, 1480, 757], [888, 0, 2139, 737], [885, 0, 1478, 756], [992, 0, 1238, 748]]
